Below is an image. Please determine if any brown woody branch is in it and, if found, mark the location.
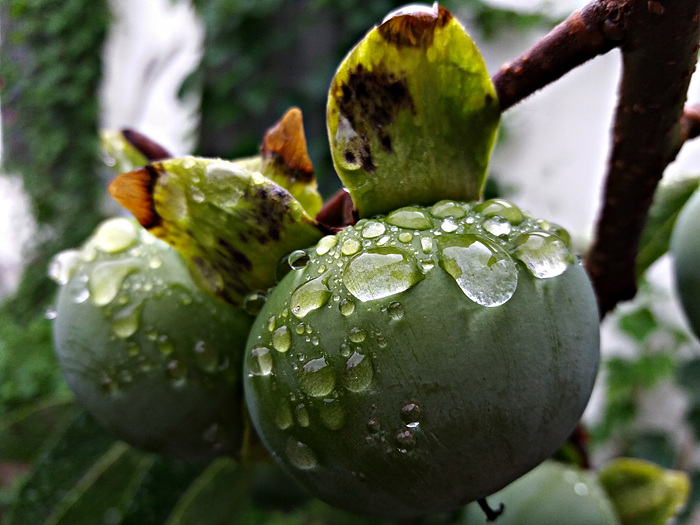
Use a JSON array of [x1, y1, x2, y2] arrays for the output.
[[493, 0, 700, 317]]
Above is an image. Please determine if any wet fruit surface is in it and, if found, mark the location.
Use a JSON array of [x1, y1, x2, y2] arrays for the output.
[[243, 200, 600, 518], [671, 188, 700, 340], [51, 218, 253, 461]]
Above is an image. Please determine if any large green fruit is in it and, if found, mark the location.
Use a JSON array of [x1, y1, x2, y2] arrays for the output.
[[461, 460, 619, 524], [51, 218, 253, 461], [243, 199, 600, 518], [671, 188, 700, 340]]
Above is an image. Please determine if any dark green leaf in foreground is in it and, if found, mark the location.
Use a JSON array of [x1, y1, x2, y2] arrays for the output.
[[636, 175, 700, 277], [327, 4, 500, 218]]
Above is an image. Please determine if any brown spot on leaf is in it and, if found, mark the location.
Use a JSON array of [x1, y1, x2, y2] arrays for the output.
[[378, 4, 452, 48], [262, 107, 315, 184], [108, 165, 162, 228]]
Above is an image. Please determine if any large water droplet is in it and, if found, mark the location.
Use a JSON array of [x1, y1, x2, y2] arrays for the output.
[[348, 327, 367, 343], [193, 340, 219, 373], [395, 428, 416, 452], [430, 200, 466, 219], [341, 238, 362, 256], [386, 207, 433, 230], [276, 401, 294, 430], [157, 334, 175, 356], [290, 274, 331, 318], [299, 357, 335, 397], [111, 301, 143, 339], [366, 418, 381, 433], [438, 235, 518, 307], [272, 326, 291, 353], [513, 231, 574, 278], [88, 260, 140, 306], [244, 291, 267, 315], [286, 438, 317, 470], [400, 401, 422, 428], [482, 216, 512, 237], [166, 360, 188, 385], [339, 298, 355, 316], [343, 351, 373, 393], [387, 302, 404, 320], [361, 221, 386, 239], [288, 250, 310, 270], [248, 345, 274, 376], [319, 399, 346, 430], [295, 404, 310, 427], [92, 218, 139, 253], [474, 199, 524, 225], [48, 249, 82, 285], [344, 248, 424, 302], [316, 235, 338, 256]]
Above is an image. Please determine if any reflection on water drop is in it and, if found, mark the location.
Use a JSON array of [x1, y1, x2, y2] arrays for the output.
[[395, 428, 416, 452], [319, 398, 346, 430], [276, 401, 294, 430], [100, 377, 119, 395], [438, 234, 517, 307], [157, 335, 175, 356], [288, 250, 310, 270], [513, 231, 573, 278], [272, 326, 291, 352], [344, 248, 424, 302], [244, 291, 267, 315], [111, 301, 143, 339], [287, 438, 318, 470], [339, 298, 355, 316], [441, 218, 459, 232], [474, 199, 524, 225], [430, 200, 466, 219], [166, 360, 188, 385], [290, 275, 332, 318], [295, 403, 310, 427], [48, 249, 82, 285], [400, 401, 422, 428], [386, 207, 433, 230], [248, 345, 274, 376], [366, 418, 381, 433], [299, 357, 335, 397], [361, 221, 386, 239], [343, 351, 373, 393], [348, 327, 367, 343], [93, 218, 139, 253], [193, 340, 219, 373], [482, 216, 512, 237], [316, 235, 338, 256], [341, 238, 362, 256], [88, 260, 140, 306]]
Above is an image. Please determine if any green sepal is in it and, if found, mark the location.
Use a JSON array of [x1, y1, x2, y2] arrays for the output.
[[327, 4, 500, 218], [100, 130, 153, 174], [637, 175, 700, 278], [109, 157, 327, 306], [598, 457, 690, 525]]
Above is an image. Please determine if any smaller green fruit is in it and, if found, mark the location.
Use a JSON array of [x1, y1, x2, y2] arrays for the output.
[[462, 460, 620, 525], [671, 188, 700, 340], [50, 218, 253, 461]]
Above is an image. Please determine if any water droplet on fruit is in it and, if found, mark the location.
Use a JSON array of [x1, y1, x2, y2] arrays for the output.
[[430, 200, 466, 219], [100, 377, 119, 395], [166, 360, 187, 384], [48, 249, 81, 284], [290, 274, 331, 318], [438, 234, 518, 307], [244, 291, 267, 315], [88, 260, 140, 306], [341, 238, 362, 256], [344, 248, 424, 302], [339, 298, 355, 316], [272, 326, 291, 352], [482, 216, 512, 237], [395, 428, 416, 452], [248, 345, 274, 376], [386, 207, 432, 230], [574, 482, 589, 496], [398, 232, 413, 243], [441, 218, 459, 232], [387, 302, 404, 320], [400, 401, 422, 428], [513, 231, 574, 278], [361, 221, 386, 239], [316, 235, 338, 256], [288, 250, 310, 270], [276, 401, 294, 430], [295, 404, 310, 427], [157, 335, 175, 356], [126, 342, 140, 357], [193, 340, 218, 373], [348, 327, 367, 343], [420, 237, 433, 254], [93, 218, 139, 253], [111, 301, 143, 339], [286, 438, 317, 470], [148, 257, 162, 269], [45, 307, 57, 320], [319, 399, 346, 430], [343, 351, 373, 393], [366, 418, 381, 433], [299, 357, 335, 397], [474, 198, 524, 225]]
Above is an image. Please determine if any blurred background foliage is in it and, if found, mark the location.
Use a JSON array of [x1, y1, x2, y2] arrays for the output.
[[1, 1, 698, 524]]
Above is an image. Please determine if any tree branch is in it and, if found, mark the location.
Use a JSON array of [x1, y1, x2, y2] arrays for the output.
[[585, 0, 700, 317]]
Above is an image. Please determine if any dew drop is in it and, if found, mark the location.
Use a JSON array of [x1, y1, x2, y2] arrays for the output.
[[149, 257, 162, 269], [48, 249, 81, 285], [244, 291, 267, 315], [111, 301, 143, 339], [316, 235, 338, 256], [286, 438, 317, 470], [386, 207, 433, 230], [513, 231, 574, 278], [420, 237, 433, 254], [276, 401, 294, 430], [438, 234, 518, 307], [157, 335, 175, 356], [339, 298, 355, 316], [288, 250, 310, 270], [88, 260, 140, 306], [295, 403, 310, 427], [126, 342, 140, 357], [290, 274, 331, 318], [299, 357, 335, 397], [272, 326, 291, 352], [430, 200, 466, 219], [574, 482, 589, 496], [166, 360, 188, 384], [343, 351, 373, 393], [45, 307, 57, 320], [376, 235, 390, 246], [395, 428, 416, 452], [348, 327, 367, 343], [296, 323, 306, 335], [319, 398, 346, 430], [398, 232, 413, 243], [366, 418, 381, 433], [474, 199, 524, 225], [400, 401, 422, 428], [248, 345, 274, 376], [93, 218, 139, 253], [482, 216, 512, 237], [440, 218, 459, 233], [100, 377, 119, 395], [344, 248, 424, 302], [387, 302, 404, 320], [341, 238, 362, 256], [193, 340, 219, 373], [361, 221, 386, 239]]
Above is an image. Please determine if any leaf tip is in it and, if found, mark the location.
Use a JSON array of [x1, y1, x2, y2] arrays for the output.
[[262, 107, 314, 183]]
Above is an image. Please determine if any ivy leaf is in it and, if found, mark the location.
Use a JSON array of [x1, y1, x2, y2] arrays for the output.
[[327, 4, 500, 219], [599, 457, 690, 525], [636, 175, 700, 278], [618, 307, 658, 342]]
